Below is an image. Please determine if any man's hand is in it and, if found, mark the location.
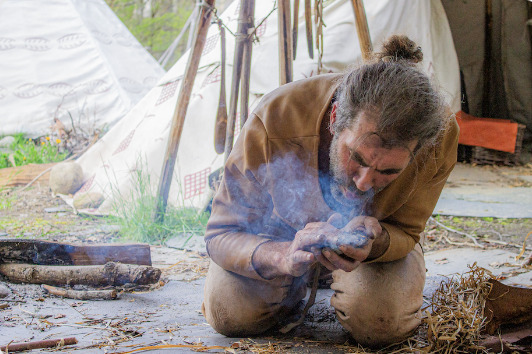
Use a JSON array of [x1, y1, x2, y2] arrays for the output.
[[313, 215, 386, 272], [252, 218, 341, 279]]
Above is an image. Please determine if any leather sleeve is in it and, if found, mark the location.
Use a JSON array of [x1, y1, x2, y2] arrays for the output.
[[204, 114, 275, 280]]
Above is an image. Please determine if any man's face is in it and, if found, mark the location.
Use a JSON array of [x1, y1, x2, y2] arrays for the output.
[[329, 106, 417, 207]]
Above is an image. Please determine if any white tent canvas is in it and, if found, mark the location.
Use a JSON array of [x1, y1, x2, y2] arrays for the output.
[[0, 0, 165, 137], [71, 0, 460, 215]]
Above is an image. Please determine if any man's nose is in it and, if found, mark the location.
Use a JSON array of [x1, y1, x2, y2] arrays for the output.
[[353, 167, 373, 192]]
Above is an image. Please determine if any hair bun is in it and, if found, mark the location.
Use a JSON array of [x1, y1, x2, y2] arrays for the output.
[[376, 35, 423, 63]]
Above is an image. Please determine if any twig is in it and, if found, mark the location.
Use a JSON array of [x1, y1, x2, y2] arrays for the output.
[[110, 343, 230, 354], [0, 337, 77, 352], [429, 217, 484, 248], [0, 303, 9, 309], [0, 299, 26, 303], [42, 284, 118, 300]]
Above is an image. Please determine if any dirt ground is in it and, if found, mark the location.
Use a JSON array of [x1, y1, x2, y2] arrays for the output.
[[1, 164, 531, 353]]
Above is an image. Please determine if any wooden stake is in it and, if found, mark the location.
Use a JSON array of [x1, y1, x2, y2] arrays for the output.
[[292, 0, 300, 59], [1, 337, 78, 352], [214, 20, 228, 154], [305, 0, 313, 59], [153, 0, 216, 223], [224, 0, 255, 161], [278, 0, 293, 85], [240, 1, 255, 129], [350, 0, 373, 61]]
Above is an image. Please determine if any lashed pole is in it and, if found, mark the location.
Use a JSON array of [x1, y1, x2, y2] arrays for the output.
[[239, 1, 255, 129], [214, 20, 228, 154], [224, 0, 255, 161], [278, 0, 293, 85], [153, 0, 216, 223], [350, 0, 373, 61], [304, 0, 313, 59]]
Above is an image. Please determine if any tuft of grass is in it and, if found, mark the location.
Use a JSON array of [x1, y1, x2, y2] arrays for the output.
[[110, 167, 209, 245], [0, 133, 68, 169], [0, 186, 16, 210]]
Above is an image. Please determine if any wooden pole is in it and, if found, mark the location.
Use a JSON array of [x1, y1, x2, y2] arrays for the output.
[[278, 0, 293, 85], [240, 1, 255, 129], [224, 0, 254, 162], [292, 0, 300, 59], [350, 0, 373, 61], [482, 0, 492, 117], [214, 20, 228, 154], [304, 0, 313, 59], [153, 0, 216, 223]]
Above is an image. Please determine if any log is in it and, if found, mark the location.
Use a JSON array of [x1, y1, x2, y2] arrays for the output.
[[350, 0, 373, 61], [0, 262, 161, 287], [42, 284, 118, 300], [153, 0, 216, 223], [0, 163, 56, 188], [0, 239, 152, 266], [278, 0, 293, 85], [0, 337, 77, 352]]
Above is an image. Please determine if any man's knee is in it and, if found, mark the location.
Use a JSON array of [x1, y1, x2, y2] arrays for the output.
[[334, 301, 422, 347], [330, 246, 425, 347], [202, 261, 301, 336]]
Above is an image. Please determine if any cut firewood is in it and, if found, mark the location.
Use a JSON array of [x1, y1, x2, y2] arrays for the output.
[[484, 279, 532, 334], [0, 163, 56, 187], [0, 337, 77, 352], [0, 262, 161, 287], [0, 239, 152, 266], [42, 284, 118, 300]]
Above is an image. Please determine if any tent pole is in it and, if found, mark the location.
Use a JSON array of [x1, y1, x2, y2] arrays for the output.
[[153, 0, 216, 224], [239, 1, 255, 129], [292, 0, 299, 60], [224, 0, 254, 162], [214, 20, 228, 155], [482, 0, 492, 117], [278, 0, 293, 85], [304, 0, 313, 59], [159, 12, 195, 68], [186, 1, 200, 50], [350, 0, 373, 61]]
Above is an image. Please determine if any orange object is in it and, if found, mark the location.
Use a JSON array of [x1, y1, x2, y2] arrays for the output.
[[456, 111, 519, 153]]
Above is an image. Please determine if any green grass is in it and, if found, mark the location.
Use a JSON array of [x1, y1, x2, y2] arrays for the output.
[[110, 167, 210, 245], [0, 133, 68, 169], [0, 186, 16, 210]]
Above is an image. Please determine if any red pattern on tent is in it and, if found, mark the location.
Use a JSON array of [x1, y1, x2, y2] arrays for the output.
[[201, 66, 222, 88], [156, 80, 179, 106], [256, 18, 267, 38], [184, 167, 211, 200], [201, 35, 218, 57], [77, 174, 95, 194], [112, 129, 135, 155]]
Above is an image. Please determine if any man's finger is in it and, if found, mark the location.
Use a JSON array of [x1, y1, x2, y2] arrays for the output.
[[322, 248, 359, 272], [312, 247, 337, 271], [363, 217, 382, 238], [327, 213, 344, 228]]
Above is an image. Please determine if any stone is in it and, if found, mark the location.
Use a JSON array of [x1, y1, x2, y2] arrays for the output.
[[49, 162, 84, 195], [0, 283, 11, 298], [0, 136, 15, 148], [73, 192, 104, 210]]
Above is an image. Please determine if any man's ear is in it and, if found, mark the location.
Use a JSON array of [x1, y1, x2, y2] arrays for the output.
[[329, 102, 338, 134]]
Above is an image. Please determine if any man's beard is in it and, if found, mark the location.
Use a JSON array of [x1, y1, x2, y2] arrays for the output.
[[329, 134, 375, 209]]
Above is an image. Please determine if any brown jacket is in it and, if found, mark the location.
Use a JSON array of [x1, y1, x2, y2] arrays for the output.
[[205, 74, 459, 280]]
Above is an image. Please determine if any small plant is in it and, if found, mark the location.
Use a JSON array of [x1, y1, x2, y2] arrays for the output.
[[110, 164, 209, 245], [0, 134, 68, 169], [0, 186, 16, 210]]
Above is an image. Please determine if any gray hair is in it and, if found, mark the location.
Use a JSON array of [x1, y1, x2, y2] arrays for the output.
[[333, 38, 447, 152]]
